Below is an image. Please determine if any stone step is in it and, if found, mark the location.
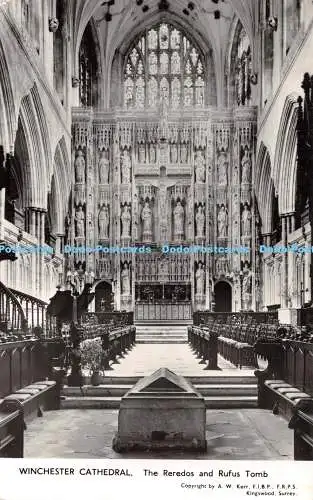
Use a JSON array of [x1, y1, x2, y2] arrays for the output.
[[62, 383, 257, 398], [135, 334, 187, 338], [75, 374, 257, 385], [136, 339, 188, 344], [61, 395, 258, 410]]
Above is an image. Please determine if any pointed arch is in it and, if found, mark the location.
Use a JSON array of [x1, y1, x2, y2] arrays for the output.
[[51, 136, 71, 235], [226, 17, 252, 107], [274, 94, 299, 215], [17, 92, 48, 208], [0, 38, 16, 150], [110, 14, 216, 109], [255, 141, 275, 234]]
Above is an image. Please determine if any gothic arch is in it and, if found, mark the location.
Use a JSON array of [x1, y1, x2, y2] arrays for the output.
[[110, 14, 217, 109], [273, 94, 298, 215], [17, 90, 49, 208], [0, 38, 16, 150], [51, 136, 71, 234], [255, 142, 275, 234], [226, 18, 252, 107]]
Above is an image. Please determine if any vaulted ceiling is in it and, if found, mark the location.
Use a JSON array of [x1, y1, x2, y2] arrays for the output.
[[71, 0, 258, 76]]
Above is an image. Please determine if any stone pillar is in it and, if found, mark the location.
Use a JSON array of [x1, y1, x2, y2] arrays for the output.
[[0, 188, 5, 240], [281, 215, 288, 308]]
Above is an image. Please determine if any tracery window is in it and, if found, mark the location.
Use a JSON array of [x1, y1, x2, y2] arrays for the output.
[[123, 22, 205, 109], [235, 28, 251, 106]]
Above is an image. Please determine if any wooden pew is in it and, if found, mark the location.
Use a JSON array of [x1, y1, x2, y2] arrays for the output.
[[0, 399, 24, 457]]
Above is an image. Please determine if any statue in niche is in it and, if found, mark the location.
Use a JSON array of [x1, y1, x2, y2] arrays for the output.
[[216, 257, 229, 276], [217, 205, 228, 238], [121, 263, 131, 295], [75, 205, 85, 238], [217, 152, 228, 185], [139, 145, 145, 163], [159, 258, 169, 279], [149, 144, 156, 163], [241, 146, 251, 184], [242, 263, 252, 308], [159, 96, 169, 139], [121, 150, 131, 184], [133, 193, 139, 220], [242, 204, 252, 236], [99, 151, 109, 184], [121, 205, 131, 238], [98, 205, 109, 240], [141, 201, 153, 240], [170, 144, 178, 163], [195, 263, 205, 295], [195, 205, 205, 238], [173, 200, 184, 239], [75, 150, 85, 183], [180, 144, 188, 163], [159, 188, 167, 217], [195, 152, 205, 183]]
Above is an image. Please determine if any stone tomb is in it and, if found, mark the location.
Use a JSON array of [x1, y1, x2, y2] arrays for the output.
[[112, 367, 206, 452]]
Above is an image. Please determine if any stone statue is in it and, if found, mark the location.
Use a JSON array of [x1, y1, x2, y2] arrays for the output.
[[139, 145, 145, 163], [242, 204, 252, 236], [75, 150, 85, 183], [242, 265, 252, 309], [195, 152, 205, 183], [149, 144, 156, 163], [121, 263, 131, 295], [141, 201, 153, 240], [159, 96, 169, 139], [75, 205, 85, 238], [98, 205, 109, 240], [171, 144, 178, 163], [121, 205, 131, 238], [217, 152, 228, 185], [217, 205, 228, 238], [195, 263, 205, 295], [173, 201, 184, 239], [180, 144, 188, 163], [48, 17, 59, 32], [99, 151, 109, 184], [121, 151, 131, 184], [195, 205, 205, 238], [241, 147, 251, 184]]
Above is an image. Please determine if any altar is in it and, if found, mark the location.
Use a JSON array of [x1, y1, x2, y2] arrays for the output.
[[135, 301, 192, 322]]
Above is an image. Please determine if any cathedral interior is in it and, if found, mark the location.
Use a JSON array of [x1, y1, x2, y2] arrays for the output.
[[1, 0, 313, 324], [1, 0, 313, 462]]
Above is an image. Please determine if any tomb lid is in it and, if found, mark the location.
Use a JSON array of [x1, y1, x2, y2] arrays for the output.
[[124, 367, 202, 397]]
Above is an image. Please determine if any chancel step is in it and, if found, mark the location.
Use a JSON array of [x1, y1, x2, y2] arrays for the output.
[[61, 395, 257, 409], [134, 324, 188, 343], [61, 375, 258, 409]]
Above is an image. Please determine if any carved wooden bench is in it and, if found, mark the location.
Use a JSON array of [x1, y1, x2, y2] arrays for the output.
[[288, 399, 313, 460], [0, 399, 24, 457], [2, 380, 59, 422], [218, 336, 257, 369], [263, 380, 312, 420]]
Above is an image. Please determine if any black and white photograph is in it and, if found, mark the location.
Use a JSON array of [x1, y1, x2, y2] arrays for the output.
[[0, 0, 313, 472]]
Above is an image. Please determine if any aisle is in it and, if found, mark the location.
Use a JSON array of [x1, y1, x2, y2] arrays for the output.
[[104, 343, 254, 377]]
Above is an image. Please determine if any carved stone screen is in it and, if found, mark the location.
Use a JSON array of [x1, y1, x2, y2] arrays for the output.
[[69, 22, 257, 317]]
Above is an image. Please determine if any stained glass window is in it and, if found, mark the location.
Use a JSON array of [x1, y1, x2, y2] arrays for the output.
[[123, 22, 205, 109]]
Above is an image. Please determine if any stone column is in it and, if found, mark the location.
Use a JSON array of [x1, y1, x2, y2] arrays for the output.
[[281, 215, 288, 308]]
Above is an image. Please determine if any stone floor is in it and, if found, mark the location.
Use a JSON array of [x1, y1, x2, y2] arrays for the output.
[[24, 408, 293, 460], [101, 344, 256, 377]]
